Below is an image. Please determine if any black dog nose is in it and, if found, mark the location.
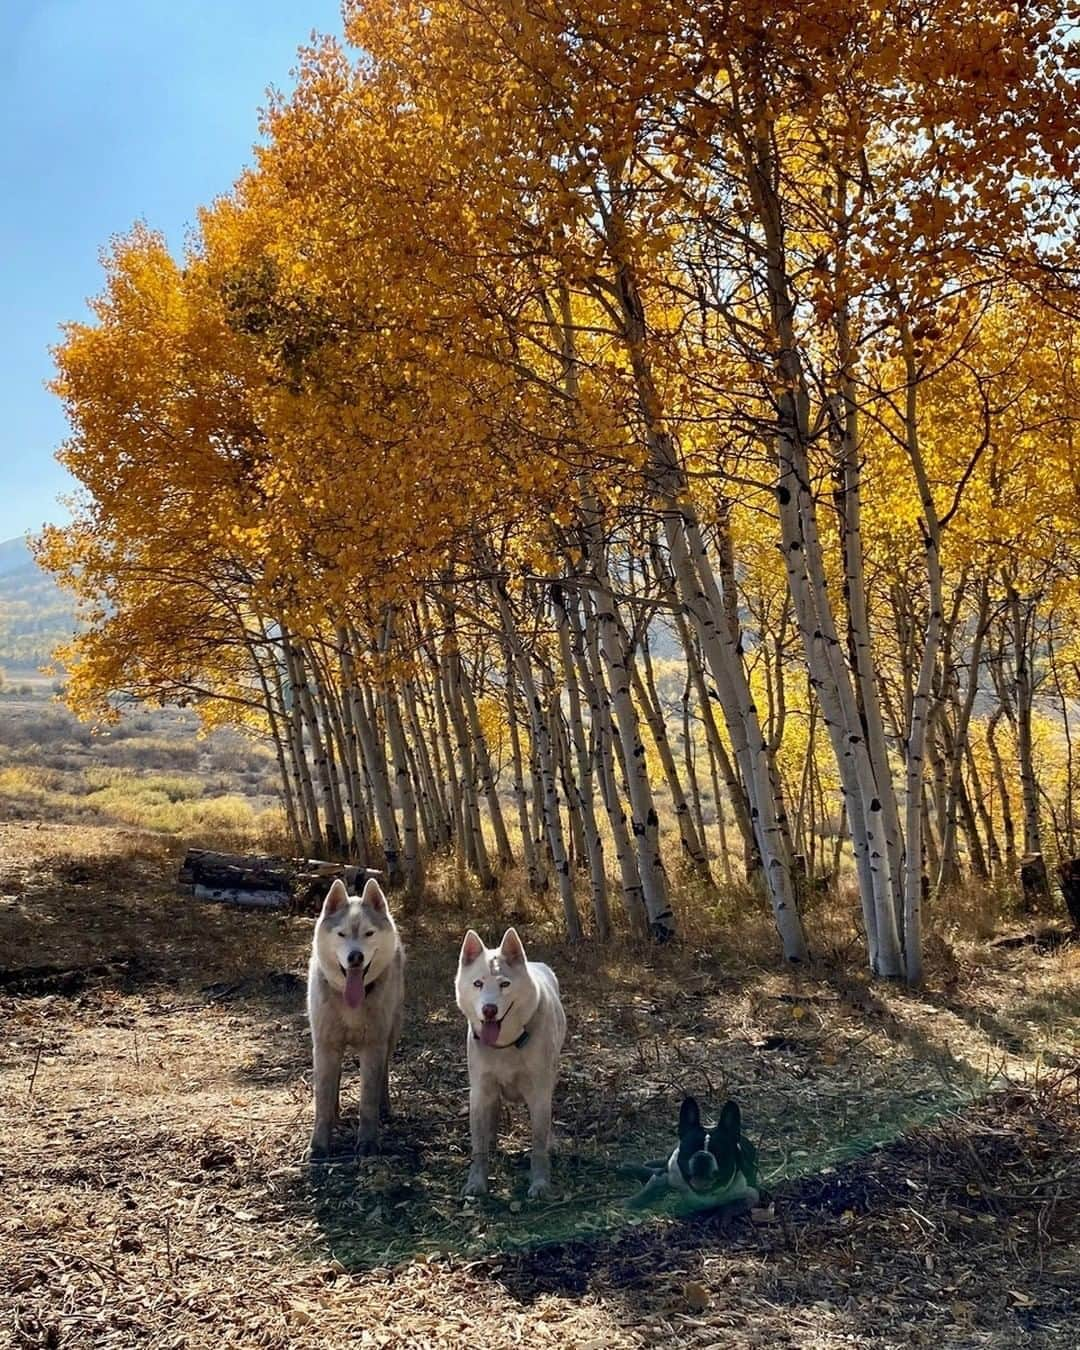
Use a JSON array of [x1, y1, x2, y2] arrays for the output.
[[347, 950, 364, 967], [481, 1003, 498, 1021]]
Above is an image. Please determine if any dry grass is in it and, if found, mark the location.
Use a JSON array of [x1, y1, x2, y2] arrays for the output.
[[2, 821, 1078, 1348], [0, 694, 284, 848]]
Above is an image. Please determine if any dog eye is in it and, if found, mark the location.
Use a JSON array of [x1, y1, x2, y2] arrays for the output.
[[336, 931, 346, 938], [365, 930, 375, 938], [498, 980, 510, 989], [473, 979, 483, 989]]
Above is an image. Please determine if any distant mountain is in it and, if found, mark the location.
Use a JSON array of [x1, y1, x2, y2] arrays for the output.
[[0, 536, 77, 672]]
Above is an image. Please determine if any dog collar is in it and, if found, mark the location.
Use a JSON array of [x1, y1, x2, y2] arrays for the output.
[[473, 1022, 531, 1050]]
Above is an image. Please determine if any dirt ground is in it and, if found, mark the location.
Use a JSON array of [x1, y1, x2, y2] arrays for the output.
[[1, 821, 1078, 1348]]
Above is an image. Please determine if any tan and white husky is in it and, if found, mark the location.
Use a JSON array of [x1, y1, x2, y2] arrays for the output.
[[455, 928, 566, 1198], [307, 877, 404, 1159]]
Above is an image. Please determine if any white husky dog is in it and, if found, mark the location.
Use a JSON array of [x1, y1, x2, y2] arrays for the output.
[[455, 928, 566, 1198], [307, 877, 404, 1159]]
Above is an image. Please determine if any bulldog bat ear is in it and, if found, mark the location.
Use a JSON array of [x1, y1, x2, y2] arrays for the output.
[[717, 1100, 742, 1143], [322, 878, 349, 916], [361, 877, 387, 912], [678, 1096, 702, 1136], [459, 929, 485, 966], [499, 927, 527, 966]]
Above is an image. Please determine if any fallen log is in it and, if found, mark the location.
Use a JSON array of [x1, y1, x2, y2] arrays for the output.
[[193, 884, 291, 911], [178, 849, 380, 912]]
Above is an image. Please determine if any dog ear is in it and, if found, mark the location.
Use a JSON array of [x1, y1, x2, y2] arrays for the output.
[[459, 930, 485, 966], [717, 1100, 742, 1143], [322, 878, 349, 916], [499, 927, 527, 966], [360, 877, 387, 912], [678, 1097, 702, 1136]]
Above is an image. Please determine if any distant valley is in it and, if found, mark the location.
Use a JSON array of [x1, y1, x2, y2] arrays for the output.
[[0, 535, 77, 675]]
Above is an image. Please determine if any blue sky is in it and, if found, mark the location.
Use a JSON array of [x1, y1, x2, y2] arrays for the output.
[[1, 0, 346, 544]]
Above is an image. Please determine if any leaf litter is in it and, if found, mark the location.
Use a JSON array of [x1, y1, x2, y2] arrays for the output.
[[1, 821, 1078, 1347]]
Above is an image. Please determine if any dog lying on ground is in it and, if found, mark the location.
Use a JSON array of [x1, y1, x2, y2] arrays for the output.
[[623, 1097, 760, 1211], [455, 927, 566, 1198], [307, 877, 404, 1159]]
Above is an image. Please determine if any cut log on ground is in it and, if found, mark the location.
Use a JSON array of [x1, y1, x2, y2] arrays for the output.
[[179, 849, 380, 912], [192, 884, 291, 910]]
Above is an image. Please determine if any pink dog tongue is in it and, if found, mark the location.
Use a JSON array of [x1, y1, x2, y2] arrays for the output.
[[344, 968, 366, 1009], [479, 1019, 501, 1046]]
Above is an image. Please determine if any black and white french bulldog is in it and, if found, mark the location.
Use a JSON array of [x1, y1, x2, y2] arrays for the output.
[[624, 1097, 760, 1211]]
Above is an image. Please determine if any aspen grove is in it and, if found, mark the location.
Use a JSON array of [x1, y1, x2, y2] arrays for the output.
[[39, 1, 1080, 982]]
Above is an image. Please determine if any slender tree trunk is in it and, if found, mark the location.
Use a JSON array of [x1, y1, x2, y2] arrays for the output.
[[966, 740, 1002, 874], [987, 706, 1019, 880], [1006, 579, 1046, 881], [248, 632, 304, 852], [292, 642, 342, 856], [383, 682, 424, 894], [633, 616, 712, 883], [459, 659, 514, 870], [503, 648, 544, 892], [682, 666, 710, 867], [343, 639, 403, 886], [584, 581, 674, 939], [494, 581, 583, 941], [571, 583, 647, 929], [553, 585, 610, 938]]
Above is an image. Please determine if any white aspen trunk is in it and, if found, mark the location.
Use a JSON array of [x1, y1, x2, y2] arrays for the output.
[[384, 685, 424, 894], [293, 642, 344, 857], [503, 647, 544, 892], [410, 674, 454, 848], [334, 641, 373, 863], [553, 584, 610, 938], [444, 643, 494, 887], [403, 726, 439, 856], [602, 247, 801, 955], [734, 126, 905, 972], [247, 632, 304, 852], [307, 648, 355, 858], [343, 641, 403, 887], [273, 647, 318, 851], [898, 320, 945, 985], [666, 509, 808, 960], [1006, 580, 1045, 869], [494, 581, 583, 941], [459, 658, 515, 870], [669, 601, 755, 876], [705, 727, 733, 884], [967, 742, 1002, 872], [633, 615, 712, 883], [570, 584, 648, 929], [937, 586, 990, 889], [550, 689, 585, 870], [681, 666, 710, 867], [397, 675, 440, 852], [281, 633, 324, 855], [834, 398, 906, 931], [986, 705, 1019, 878], [427, 647, 467, 870], [585, 582, 675, 939]]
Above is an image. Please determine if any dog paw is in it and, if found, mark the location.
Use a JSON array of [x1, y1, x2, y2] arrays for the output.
[[461, 1173, 488, 1198], [527, 1178, 553, 1200]]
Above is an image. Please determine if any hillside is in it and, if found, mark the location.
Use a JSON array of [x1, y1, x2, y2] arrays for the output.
[[0, 535, 77, 674]]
